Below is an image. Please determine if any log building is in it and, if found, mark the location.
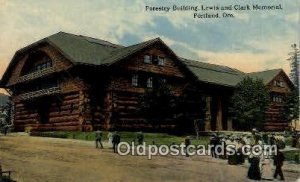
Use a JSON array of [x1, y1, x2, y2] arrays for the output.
[[0, 32, 294, 132]]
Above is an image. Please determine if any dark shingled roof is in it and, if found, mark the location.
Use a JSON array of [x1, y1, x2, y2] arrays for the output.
[[47, 32, 123, 65], [181, 59, 286, 87], [45, 32, 162, 66], [247, 69, 283, 85], [181, 58, 245, 87], [1, 32, 288, 88], [101, 38, 162, 65]]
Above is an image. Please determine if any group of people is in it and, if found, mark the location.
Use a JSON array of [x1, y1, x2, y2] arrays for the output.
[[95, 130, 144, 153], [93, 128, 295, 181], [209, 129, 290, 181], [95, 130, 121, 153], [210, 133, 247, 164]]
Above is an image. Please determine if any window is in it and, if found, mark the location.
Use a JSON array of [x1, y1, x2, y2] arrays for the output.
[[32, 60, 52, 72], [21, 51, 54, 75], [272, 95, 284, 103], [279, 82, 284, 87], [47, 62, 52, 68], [273, 80, 285, 88], [132, 74, 138, 87], [158, 57, 165, 66], [147, 77, 153, 88], [37, 65, 42, 71], [144, 55, 152, 64]]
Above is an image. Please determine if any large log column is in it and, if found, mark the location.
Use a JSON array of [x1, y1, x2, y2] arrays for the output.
[[78, 90, 85, 131], [227, 118, 233, 130], [204, 96, 211, 131], [104, 91, 113, 130], [216, 98, 223, 131]]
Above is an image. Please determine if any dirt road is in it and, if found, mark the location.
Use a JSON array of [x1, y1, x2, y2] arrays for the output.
[[0, 134, 299, 182]]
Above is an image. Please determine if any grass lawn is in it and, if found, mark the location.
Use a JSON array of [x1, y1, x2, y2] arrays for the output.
[[283, 150, 300, 163], [30, 131, 210, 146]]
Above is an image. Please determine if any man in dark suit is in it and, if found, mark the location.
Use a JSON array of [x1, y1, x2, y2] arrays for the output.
[[112, 132, 121, 153], [273, 148, 285, 181]]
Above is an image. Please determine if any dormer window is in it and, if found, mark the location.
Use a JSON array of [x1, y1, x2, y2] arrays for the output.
[[21, 51, 53, 76], [144, 55, 152, 64]]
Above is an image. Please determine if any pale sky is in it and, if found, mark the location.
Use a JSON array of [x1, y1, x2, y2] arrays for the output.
[[0, 0, 299, 89]]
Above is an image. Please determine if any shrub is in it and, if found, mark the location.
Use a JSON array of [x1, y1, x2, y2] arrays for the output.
[[30, 131, 68, 138], [24, 127, 32, 134]]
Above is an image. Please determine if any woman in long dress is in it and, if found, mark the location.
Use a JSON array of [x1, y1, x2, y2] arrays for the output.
[[248, 154, 261, 180], [107, 132, 113, 148], [260, 155, 273, 180]]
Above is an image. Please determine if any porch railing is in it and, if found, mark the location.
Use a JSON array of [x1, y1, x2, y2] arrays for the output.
[[18, 67, 55, 83], [18, 87, 60, 100]]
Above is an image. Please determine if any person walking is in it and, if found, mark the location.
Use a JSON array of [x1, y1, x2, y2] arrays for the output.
[[112, 131, 121, 153], [184, 136, 191, 157], [137, 131, 144, 145], [107, 131, 113, 148], [3, 125, 8, 136], [273, 148, 285, 181], [210, 133, 218, 158], [95, 129, 103, 149], [247, 154, 261, 180], [261, 155, 273, 180]]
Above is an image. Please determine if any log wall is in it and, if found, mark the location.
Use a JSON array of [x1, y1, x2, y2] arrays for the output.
[[119, 46, 185, 78], [101, 46, 202, 131], [263, 104, 289, 131], [13, 91, 80, 131], [9, 42, 204, 132], [263, 72, 292, 131], [266, 73, 292, 93]]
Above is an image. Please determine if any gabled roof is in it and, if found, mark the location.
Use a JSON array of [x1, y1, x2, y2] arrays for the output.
[[181, 58, 245, 87], [101, 37, 165, 65], [1, 32, 124, 85], [1, 32, 168, 86], [247, 69, 283, 85], [1, 32, 293, 89], [11, 32, 169, 66], [46, 32, 123, 65]]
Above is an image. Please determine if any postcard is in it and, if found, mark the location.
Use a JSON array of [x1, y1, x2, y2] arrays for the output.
[[0, 0, 299, 181]]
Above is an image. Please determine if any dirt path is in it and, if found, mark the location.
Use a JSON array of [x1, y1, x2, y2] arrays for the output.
[[0, 134, 299, 182]]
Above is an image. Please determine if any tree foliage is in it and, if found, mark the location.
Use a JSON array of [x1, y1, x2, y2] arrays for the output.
[[230, 77, 271, 130], [287, 44, 299, 92], [283, 89, 299, 121], [139, 82, 177, 128], [138, 82, 206, 133]]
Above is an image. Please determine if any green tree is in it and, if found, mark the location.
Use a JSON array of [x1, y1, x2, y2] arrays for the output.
[[5, 100, 12, 124], [139, 81, 177, 129], [230, 77, 271, 130], [283, 89, 299, 121], [287, 44, 299, 91]]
